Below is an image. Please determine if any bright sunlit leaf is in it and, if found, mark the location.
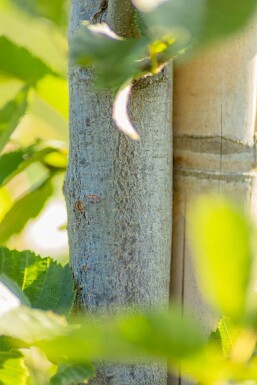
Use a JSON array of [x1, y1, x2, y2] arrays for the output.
[[188, 195, 254, 321], [0, 306, 70, 343], [0, 351, 28, 385], [36, 75, 68, 120]]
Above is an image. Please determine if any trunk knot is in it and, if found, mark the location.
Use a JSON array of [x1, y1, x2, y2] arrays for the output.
[[74, 199, 85, 212]]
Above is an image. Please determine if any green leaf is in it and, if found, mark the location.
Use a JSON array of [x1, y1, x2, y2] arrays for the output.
[[0, 151, 24, 184], [0, 274, 31, 307], [0, 351, 28, 385], [0, 337, 13, 352], [40, 308, 204, 364], [0, 143, 67, 187], [0, 86, 29, 152], [202, 0, 257, 43], [36, 76, 68, 120], [0, 36, 56, 83], [141, 0, 257, 52], [0, 247, 75, 315], [50, 363, 95, 385], [71, 23, 149, 88], [0, 177, 53, 243], [0, 306, 71, 343], [217, 317, 236, 358], [0, 1, 67, 76], [188, 195, 253, 321], [12, 0, 68, 26]]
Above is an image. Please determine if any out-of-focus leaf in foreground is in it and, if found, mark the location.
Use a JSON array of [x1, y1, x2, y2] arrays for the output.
[[0, 247, 75, 316], [188, 195, 254, 321], [0, 86, 29, 152], [138, 0, 257, 50], [70, 23, 149, 88], [39, 308, 204, 364], [0, 306, 71, 344]]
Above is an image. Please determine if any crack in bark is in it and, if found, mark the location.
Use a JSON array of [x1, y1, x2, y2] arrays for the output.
[[92, 0, 109, 23]]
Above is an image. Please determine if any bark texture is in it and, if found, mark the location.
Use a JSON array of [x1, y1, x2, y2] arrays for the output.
[[169, 19, 257, 385], [65, 1, 172, 384]]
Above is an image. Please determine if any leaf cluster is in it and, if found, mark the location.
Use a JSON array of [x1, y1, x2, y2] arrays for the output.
[[70, 0, 257, 139], [1, 195, 257, 385], [0, 0, 69, 248]]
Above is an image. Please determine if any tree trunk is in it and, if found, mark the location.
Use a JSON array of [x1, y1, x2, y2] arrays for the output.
[[169, 18, 257, 385], [65, 1, 172, 384]]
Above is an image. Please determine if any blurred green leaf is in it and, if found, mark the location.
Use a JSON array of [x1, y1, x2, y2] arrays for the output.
[[71, 24, 149, 88], [29, 94, 68, 141], [142, 0, 257, 51], [0, 274, 31, 307], [12, 0, 68, 26], [42, 151, 67, 170], [0, 306, 71, 343], [40, 309, 204, 364], [0, 177, 53, 243], [0, 146, 62, 187], [0, 336, 18, 352], [0, 151, 24, 184], [0, 351, 28, 385], [0, 247, 75, 315], [0, 0, 67, 76], [36, 76, 68, 119], [0, 86, 29, 152], [50, 362, 95, 385], [0, 36, 56, 83], [188, 195, 253, 321], [202, 0, 257, 43]]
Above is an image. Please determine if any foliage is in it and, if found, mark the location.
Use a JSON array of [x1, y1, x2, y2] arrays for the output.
[[1, 1, 257, 384], [70, 0, 257, 139], [0, 0, 68, 252], [0, 246, 76, 385], [1, 196, 257, 384], [0, 247, 75, 315], [0, 0, 256, 243]]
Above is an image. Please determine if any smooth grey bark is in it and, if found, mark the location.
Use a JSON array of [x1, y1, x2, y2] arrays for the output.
[[65, 1, 173, 384]]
